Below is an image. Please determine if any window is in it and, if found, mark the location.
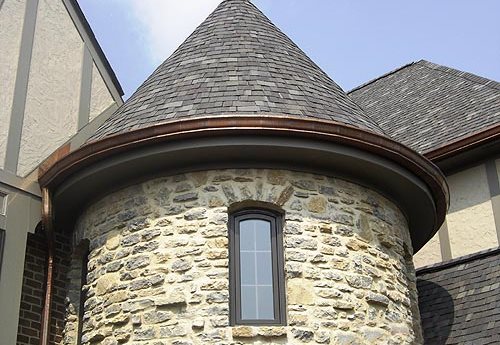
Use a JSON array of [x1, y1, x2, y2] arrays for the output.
[[229, 209, 286, 325]]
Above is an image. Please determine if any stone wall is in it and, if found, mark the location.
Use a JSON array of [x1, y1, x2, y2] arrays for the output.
[[73, 169, 421, 345]]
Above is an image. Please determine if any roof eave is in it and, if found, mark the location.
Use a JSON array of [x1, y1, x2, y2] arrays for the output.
[[425, 124, 500, 173], [38, 115, 449, 253]]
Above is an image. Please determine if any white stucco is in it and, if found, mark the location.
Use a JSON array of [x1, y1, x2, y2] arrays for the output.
[[447, 164, 498, 258], [17, 0, 83, 177], [0, 0, 26, 170], [413, 228, 442, 268], [89, 62, 115, 121]]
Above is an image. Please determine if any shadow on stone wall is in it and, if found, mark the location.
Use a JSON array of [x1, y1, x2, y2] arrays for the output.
[[417, 279, 454, 345]]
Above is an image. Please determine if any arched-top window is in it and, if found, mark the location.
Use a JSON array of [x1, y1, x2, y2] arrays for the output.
[[229, 209, 286, 325]]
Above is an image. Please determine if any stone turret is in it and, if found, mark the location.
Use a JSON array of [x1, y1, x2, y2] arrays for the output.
[[39, 0, 448, 344]]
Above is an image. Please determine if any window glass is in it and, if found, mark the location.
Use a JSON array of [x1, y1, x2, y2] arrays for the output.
[[239, 219, 274, 320], [229, 209, 286, 325]]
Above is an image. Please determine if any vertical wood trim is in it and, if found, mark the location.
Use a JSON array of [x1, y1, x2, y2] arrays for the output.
[[486, 160, 500, 197], [4, 0, 39, 174], [0, 229, 5, 280], [438, 220, 453, 261], [486, 160, 500, 244], [491, 196, 500, 245], [78, 45, 93, 130]]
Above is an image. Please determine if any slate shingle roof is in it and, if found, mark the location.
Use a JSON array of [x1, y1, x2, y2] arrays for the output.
[[90, 0, 383, 141], [349, 60, 500, 153], [417, 248, 500, 345]]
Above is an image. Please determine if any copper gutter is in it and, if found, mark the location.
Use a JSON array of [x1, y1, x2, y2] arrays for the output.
[[38, 116, 448, 221], [425, 124, 500, 161], [40, 187, 54, 345]]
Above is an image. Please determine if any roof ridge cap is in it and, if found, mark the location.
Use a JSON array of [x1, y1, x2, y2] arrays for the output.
[[347, 61, 417, 94], [419, 60, 500, 91]]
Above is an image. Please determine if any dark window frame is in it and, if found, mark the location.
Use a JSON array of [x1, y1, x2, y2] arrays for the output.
[[229, 209, 286, 326]]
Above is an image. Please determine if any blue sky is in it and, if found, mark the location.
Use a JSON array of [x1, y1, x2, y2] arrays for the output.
[[79, 0, 500, 100]]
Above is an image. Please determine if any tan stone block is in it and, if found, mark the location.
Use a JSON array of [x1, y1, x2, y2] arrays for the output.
[[319, 224, 333, 233], [209, 196, 225, 207], [331, 258, 350, 271], [267, 170, 287, 185], [95, 273, 120, 296], [307, 196, 327, 213], [288, 279, 315, 305], [289, 313, 308, 326], [106, 291, 128, 304], [357, 214, 373, 242], [320, 245, 335, 255], [105, 231, 120, 250], [190, 171, 208, 187], [206, 249, 228, 259], [207, 237, 228, 248], [200, 280, 228, 290], [155, 291, 186, 306], [331, 330, 361, 344], [346, 239, 367, 251], [257, 326, 287, 337], [232, 326, 256, 338]]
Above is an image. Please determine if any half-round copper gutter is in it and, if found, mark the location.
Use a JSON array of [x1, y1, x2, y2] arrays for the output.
[[39, 115, 448, 220], [41, 116, 448, 218], [41, 116, 446, 186]]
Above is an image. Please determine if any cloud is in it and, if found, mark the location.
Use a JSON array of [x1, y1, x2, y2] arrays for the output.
[[126, 0, 223, 64]]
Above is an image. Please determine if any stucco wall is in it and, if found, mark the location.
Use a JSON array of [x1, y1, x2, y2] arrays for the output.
[[447, 165, 498, 257], [0, 0, 26, 170], [413, 229, 441, 268], [413, 162, 500, 268], [73, 169, 421, 345], [89, 62, 115, 122], [17, 0, 83, 176]]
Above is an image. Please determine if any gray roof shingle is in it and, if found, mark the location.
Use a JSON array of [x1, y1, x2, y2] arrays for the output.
[[89, 0, 383, 141], [417, 248, 500, 345], [349, 60, 500, 153]]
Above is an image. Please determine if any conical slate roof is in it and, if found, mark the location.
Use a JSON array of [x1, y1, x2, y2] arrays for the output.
[[90, 0, 384, 141]]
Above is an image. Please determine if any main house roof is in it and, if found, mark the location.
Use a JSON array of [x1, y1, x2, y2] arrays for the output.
[[89, 0, 383, 141], [349, 60, 500, 154]]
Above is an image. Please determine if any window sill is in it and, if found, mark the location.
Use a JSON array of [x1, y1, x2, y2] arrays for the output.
[[231, 325, 288, 339]]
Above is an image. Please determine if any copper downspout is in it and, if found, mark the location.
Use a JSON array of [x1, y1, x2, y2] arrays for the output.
[[40, 187, 54, 345]]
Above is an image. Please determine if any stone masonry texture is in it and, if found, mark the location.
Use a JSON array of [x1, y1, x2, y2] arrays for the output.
[[72, 169, 422, 345]]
